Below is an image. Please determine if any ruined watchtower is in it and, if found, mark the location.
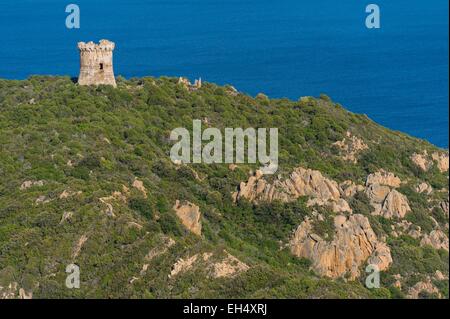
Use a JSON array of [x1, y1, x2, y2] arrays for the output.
[[77, 39, 117, 87]]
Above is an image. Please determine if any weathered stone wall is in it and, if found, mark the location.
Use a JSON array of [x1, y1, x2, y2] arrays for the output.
[[78, 40, 117, 87]]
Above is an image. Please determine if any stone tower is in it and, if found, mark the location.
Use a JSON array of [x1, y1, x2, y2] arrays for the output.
[[77, 39, 117, 87]]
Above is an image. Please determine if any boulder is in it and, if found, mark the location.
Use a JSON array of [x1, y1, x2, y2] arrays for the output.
[[365, 172, 410, 219], [420, 230, 449, 251], [411, 152, 430, 172], [211, 252, 250, 278], [379, 190, 411, 219], [434, 270, 447, 281], [20, 180, 44, 190], [233, 167, 351, 212], [329, 198, 353, 213], [407, 280, 441, 299], [411, 151, 448, 173], [340, 180, 365, 198], [289, 214, 392, 279], [173, 200, 202, 236], [0, 282, 33, 300], [366, 170, 401, 188], [415, 182, 433, 195], [332, 132, 369, 163], [59, 211, 74, 224], [168, 251, 249, 279], [169, 254, 199, 278], [432, 152, 449, 173], [366, 184, 391, 204], [440, 201, 449, 217], [132, 178, 148, 198], [392, 274, 402, 289]]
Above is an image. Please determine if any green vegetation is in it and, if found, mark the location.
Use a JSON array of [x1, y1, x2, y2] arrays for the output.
[[0, 76, 448, 299]]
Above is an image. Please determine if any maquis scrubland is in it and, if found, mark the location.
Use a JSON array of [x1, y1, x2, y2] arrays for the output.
[[0, 76, 448, 299]]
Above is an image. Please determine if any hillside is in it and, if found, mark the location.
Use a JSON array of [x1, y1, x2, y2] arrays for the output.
[[0, 76, 448, 299]]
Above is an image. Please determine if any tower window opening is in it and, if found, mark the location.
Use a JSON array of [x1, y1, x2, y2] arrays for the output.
[[99, 63, 104, 70]]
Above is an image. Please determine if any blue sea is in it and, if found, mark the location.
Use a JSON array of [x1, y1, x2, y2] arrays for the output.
[[0, 0, 448, 147]]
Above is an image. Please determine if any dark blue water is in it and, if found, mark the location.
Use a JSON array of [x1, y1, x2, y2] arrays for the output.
[[0, 0, 448, 147]]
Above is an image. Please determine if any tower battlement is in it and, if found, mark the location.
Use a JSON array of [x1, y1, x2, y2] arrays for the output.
[[78, 40, 115, 52], [77, 39, 117, 87]]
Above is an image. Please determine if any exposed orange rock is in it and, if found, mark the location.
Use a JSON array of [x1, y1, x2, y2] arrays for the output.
[[366, 170, 401, 188], [415, 182, 433, 195], [168, 251, 249, 279], [20, 180, 44, 190], [411, 152, 430, 172], [132, 178, 148, 198], [173, 200, 202, 236], [365, 171, 410, 219], [289, 214, 392, 280], [72, 234, 88, 259], [211, 251, 250, 278], [332, 132, 369, 163], [432, 152, 449, 173], [407, 279, 441, 299], [420, 230, 449, 251], [233, 167, 351, 213]]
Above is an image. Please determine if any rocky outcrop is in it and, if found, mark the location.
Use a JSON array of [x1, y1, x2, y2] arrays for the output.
[[233, 167, 351, 213], [366, 184, 391, 205], [411, 152, 430, 172], [440, 201, 449, 217], [328, 199, 353, 214], [289, 214, 392, 279], [339, 180, 365, 198], [407, 226, 422, 239], [431, 152, 449, 173], [60, 211, 74, 224], [35, 195, 51, 205], [132, 178, 148, 198], [169, 254, 200, 278], [211, 252, 250, 278], [394, 221, 449, 252], [392, 274, 402, 290], [169, 251, 249, 279], [0, 282, 18, 299], [173, 200, 202, 236], [407, 279, 441, 299], [415, 182, 433, 195], [19, 288, 33, 299], [366, 186, 411, 219], [59, 189, 82, 199], [366, 170, 401, 188], [332, 132, 369, 163], [234, 168, 411, 219], [411, 151, 449, 173], [178, 77, 202, 91], [20, 180, 44, 190], [434, 270, 447, 281], [72, 234, 89, 259], [99, 189, 128, 218], [378, 190, 411, 219], [365, 171, 410, 219], [0, 282, 32, 299], [420, 230, 449, 251]]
